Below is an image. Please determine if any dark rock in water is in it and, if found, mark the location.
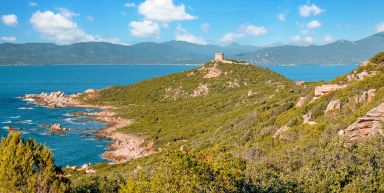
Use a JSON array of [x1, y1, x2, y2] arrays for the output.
[[70, 112, 88, 116], [80, 133, 93, 137], [39, 123, 70, 135]]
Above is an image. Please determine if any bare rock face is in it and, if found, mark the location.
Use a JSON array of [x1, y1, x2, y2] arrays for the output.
[[247, 90, 257, 97], [273, 126, 291, 140], [227, 79, 240, 88], [325, 99, 342, 113], [202, 63, 222, 79], [368, 89, 377, 101], [346, 70, 377, 82], [22, 91, 80, 108], [164, 87, 186, 100], [314, 84, 347, 97], [354, 89, 376, 103], [84, 89, 96, 93], [295, 97, 307, 107], [339, 102, 384, 141], [302, 112, 317, 125], [40, 123, 70, 135], [191, 84, 209, 97]]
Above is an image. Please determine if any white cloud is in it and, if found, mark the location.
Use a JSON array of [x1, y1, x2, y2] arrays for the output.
[[304, 36, 314, 44], [57, 8, 79, 18], [1, 36, 16, 41], [299, 4, 324, 17], [124, 2, 136, 8], [220, 24, 267, 44], [376, 23, 384, 32], [138, 0, 196, 22], [29, 9, 125, 45], [220, 33, 244, 44], [95, 36, 128, 45], [291, 35, 302, 43], [175, 24, 207, 45], [239, 24, 267, 36], [30, 10, 95, 44], [129, 20, 160, 37], [306, 20, 321, 29], [278, 13, 286, 22], [28, 2, 38, 7], [291, 35, 314, 44], [323, 35, 333, 42], [200, 22, 210, 32], [1, 14, 18, 27]]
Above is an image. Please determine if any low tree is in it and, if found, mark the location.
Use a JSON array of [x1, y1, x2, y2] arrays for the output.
[[0, 131, 67, 192], [120, 148, 255, 193]]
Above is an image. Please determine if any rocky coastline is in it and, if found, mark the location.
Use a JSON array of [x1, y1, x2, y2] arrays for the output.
[[21, 90, 153, 163]]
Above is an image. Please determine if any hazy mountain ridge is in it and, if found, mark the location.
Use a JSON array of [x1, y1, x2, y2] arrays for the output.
[[1, 32, 384, 65], [237, 32, 384, 65], [0, 41, 260, 65]]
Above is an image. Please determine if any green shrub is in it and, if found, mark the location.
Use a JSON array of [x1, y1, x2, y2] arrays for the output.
[[369, 51, 384, 64], [0, 132, 67, 192]]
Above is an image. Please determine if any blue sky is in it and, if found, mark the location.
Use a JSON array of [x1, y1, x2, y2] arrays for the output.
[[1, 0, 384, 46]]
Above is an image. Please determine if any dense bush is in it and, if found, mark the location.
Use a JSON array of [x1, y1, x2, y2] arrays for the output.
[[120, 150, 255, 193], [0, 132, 67, 192], [68, 175, 124, 193], [369, 51, 384, 64]]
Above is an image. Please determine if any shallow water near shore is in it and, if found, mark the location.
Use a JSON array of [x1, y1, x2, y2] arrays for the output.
[[0, 65, 195, 166], [0, 64, 355, 166]]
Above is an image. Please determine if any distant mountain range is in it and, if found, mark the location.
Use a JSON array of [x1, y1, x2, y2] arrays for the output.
[[0, 41, 260, 65], [1, 32, 384, 65], [236, 32, 384, 65]]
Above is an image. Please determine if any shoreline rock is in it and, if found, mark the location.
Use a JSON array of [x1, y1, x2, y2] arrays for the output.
[[40, 123, 70, 135], [21, 90, 153, 163]]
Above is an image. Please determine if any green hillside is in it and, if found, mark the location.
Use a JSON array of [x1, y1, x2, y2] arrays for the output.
[[4, 53, 384, 192], [85, 61, 298, 146], [69, 53, 384, 192], [237, 32, 384, 65]]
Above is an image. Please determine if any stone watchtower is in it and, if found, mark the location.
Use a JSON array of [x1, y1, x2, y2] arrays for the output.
[[215, 52, 224, 61]]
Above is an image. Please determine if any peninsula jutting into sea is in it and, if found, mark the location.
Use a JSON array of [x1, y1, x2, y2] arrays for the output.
[[1, 0, 384, 192]]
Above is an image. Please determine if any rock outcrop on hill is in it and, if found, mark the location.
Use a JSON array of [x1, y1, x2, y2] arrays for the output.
[[339, 102, 384, 141], [314, 84, 348, 97], [273, 126, 291, 140], [303, 112, 317, 125], [201, 63, 223, 79], [192, 84, 209, 97], [325, 99, 342, 113], [346, 70, 377, 82], [296, 97, 307, 107], [354, 89, 376, 103]]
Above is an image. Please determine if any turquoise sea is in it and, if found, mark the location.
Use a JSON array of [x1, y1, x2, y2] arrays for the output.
[[0, 64, 356, 166]]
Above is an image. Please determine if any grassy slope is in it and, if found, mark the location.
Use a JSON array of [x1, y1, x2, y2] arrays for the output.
[[85, 61, 302, 147], [70, 54, 384, 191]]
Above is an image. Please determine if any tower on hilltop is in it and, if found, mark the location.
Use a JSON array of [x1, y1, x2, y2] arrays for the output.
[[215, 52, 224, 61]]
